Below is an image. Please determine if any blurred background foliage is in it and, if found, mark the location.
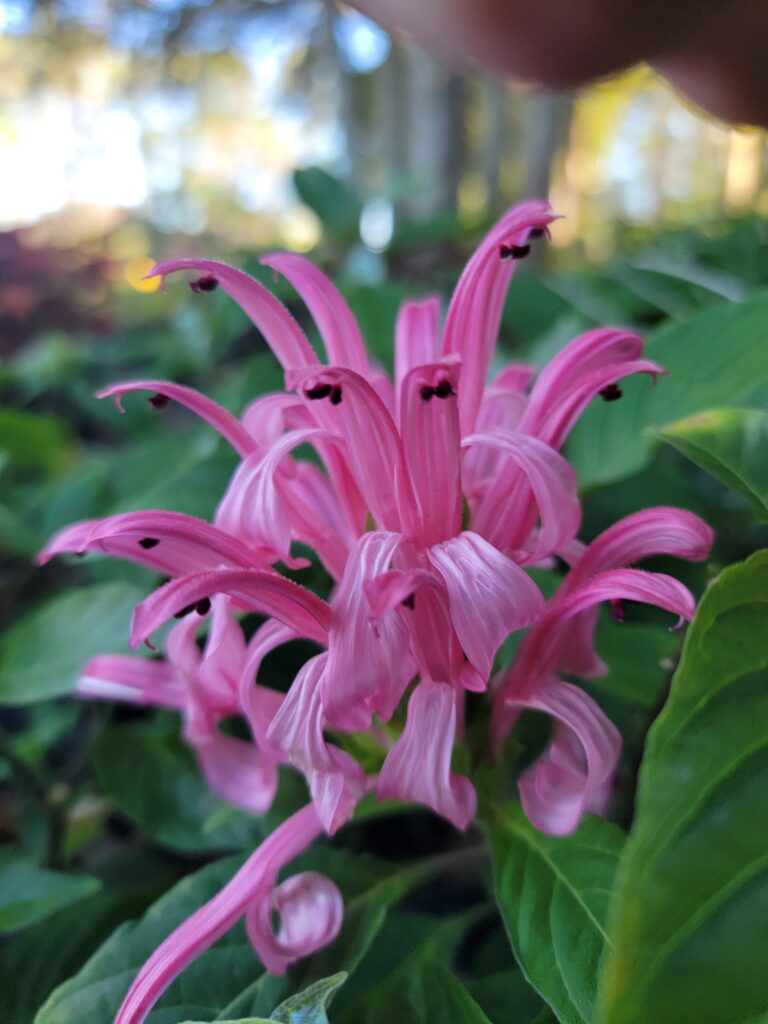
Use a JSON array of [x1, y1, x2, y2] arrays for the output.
[[2, 3, 768, 1023]]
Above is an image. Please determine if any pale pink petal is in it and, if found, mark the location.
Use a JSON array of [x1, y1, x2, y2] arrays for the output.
[[492, 363, 536, 392], [240, 392, 303, 446], [239, 619, 298, 750], [442, 201, 557, 432], [462, 376, 529, 500], [97, 380, 256, 457], [427, 532, 544, 690], [507, 678, 621, 836], [261, 252, 369, 374], [197, 596, 246, 709], [131, 570, 330, 650], [37, 511, 270, 576], [400, 359, 462, 546], [266, 654, 365, 833], [520, 327, 664, 448], [246, 871, 343, 975], [114, 803, 324, 1024], [553, 507, 714, 676], [147, 259, 318, 370], [215, 428, 335, 566], [377, 681, 476, 830], [463, 429, 581, 561], [280, 460, 355, 580], [363, 567, 433, 617], [324, 532, 415, 730], [287, 366, 418, 535], [394, 296, 441, 413], [189, 729, 278, 815], [76, 654, 184, 708]]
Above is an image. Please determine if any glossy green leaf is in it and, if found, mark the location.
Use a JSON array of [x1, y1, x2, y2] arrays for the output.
[[0, 583, 145, 704], [293, 168, 361, 238], [568, 291, 768, 488], [92, 721, 292, 853], [466, 970, 547, 1024], [485, 805, 624, 1024], [359, 959, 491, 1024], [596, 550, 768, 1024], [271, 972, 346, 1023], [657, 407, 768, 520], [0, 856, 101, 932]]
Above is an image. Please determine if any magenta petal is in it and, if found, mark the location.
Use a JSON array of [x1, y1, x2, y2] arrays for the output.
[[464, 428, 581, 560], [377, 681, 476, 830], [509, 678, 621, 836], [394, 296, 441, 412], [147, 259, 318, 370], [324, 532, 415, 730], [246, 871, 343, 975], [442, 201, 557, 432], [38, 510, 270, 576], [240, 392, 303, 447], [428, 531, 544, 688], [190, 729, 278, 815], [363, 568, 433, 617], [113, 803, 323, 1024], [131, 570, 331, 649], [97, 380, 256, 457], [239, 619, 297, 751], [261, 252, 369, 374], [400, 360, 462, 547], [76, 655, 184, 708], [267, 654, 365, 833]]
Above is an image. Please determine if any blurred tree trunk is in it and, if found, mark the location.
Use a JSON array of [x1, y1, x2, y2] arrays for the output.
[[524, 90, 574, 200]]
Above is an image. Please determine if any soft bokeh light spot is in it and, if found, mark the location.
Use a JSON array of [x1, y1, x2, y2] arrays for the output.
[[124, 255, 161, 292]]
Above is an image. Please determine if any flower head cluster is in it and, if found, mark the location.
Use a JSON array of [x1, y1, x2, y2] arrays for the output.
[[39, 201, 713, 1024]]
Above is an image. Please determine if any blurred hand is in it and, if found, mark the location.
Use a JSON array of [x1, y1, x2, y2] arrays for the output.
[[353, 0, 768, 126]]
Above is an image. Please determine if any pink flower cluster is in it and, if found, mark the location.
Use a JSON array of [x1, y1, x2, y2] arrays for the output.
[[39, 201, 713, 1024]]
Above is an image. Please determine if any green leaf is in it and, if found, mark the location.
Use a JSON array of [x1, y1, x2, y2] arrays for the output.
[[485, 804, 624, 1024], [35, 854, 257, 1024], [596, 550, 768, 1024], [271, 972, 347, 1023], [656, 407, 768, 520], [293, 168, 361, 238], [0, 583, 145, 704], [0, 409, 74, 478], [0, 856, 101, 932], [467, 971, 547, 1024], [568, 291, 768, 488], [359, 959, 492, 1024]]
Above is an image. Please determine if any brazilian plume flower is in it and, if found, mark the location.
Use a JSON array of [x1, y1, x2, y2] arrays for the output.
[[38, 201, 713, 1024]]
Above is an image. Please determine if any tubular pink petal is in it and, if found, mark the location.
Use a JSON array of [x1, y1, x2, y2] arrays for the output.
[[462, 380, 529, 501], [364, 567, 433, 617], [497, 567, 697, 719], [261, 252, 369, 374], [266, 654, 365, 833], [377, 681, 476, 830], [189, 729, 278, 815], [197, 596, 247, 709], [240, 392, 303, 446], [97, 380, 257, 458], [492, 363, 536, 393], [130, 570, 330, 650], [215, 428, 336, 565], [38, 511, 270, 576], [280, 460, 355, 580], [442, 201, 557, 432], [464, 429, 581, 561], [239, 619, 298, 750], [246, 871, 344, 976], [552, 508, 714, 676], [76, 655, 184, 708], [427, 532, 544, 689], [400, 360, 462, 546], [509, 679, 621, 836], [394, 296, 441, 412], [324, 532, 415, 730], [287, 366, 418, 535], [113, 803, 323, 1024], [147, 259, 318, 370]]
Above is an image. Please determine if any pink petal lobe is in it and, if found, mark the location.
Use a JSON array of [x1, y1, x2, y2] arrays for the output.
[[246, 870, 343, 975], [148, 259, 318, 370], [261, 252, 369, 374], [509, 678, 621, 836], [114, 803, 324, 1024], [427, 531, 544, 689], [76, 655, 184, 708], [131, 570, 330, 649], [190, 729, 278, 815], [400, 359, 462, 546], [38, 511, 270, 576], [394, 296, 441, 411], [464, 429, 581, 560], [324, 531, 415, 730], [442, 201, 557, 432], [377, 681, 476, 830], [97, 380, 257, 457]]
